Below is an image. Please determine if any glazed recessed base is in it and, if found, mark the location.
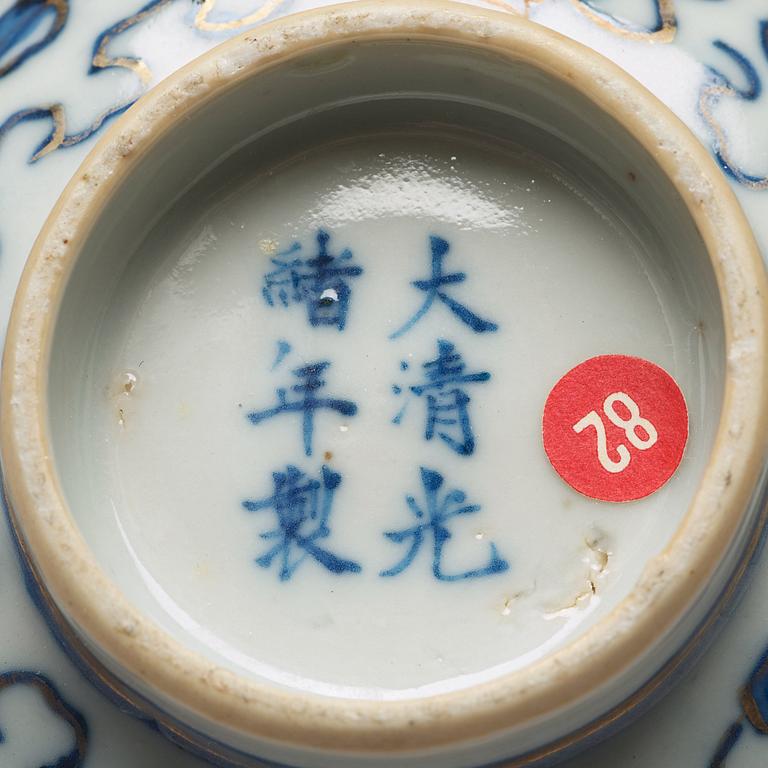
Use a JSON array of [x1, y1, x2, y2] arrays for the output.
[[3, 5, 767, 768], [66, 120, 722, 699]]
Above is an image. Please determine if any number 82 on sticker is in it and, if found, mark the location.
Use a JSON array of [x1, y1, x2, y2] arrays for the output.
[[573, 392, 658, 474], [543, 355, 688, 503]]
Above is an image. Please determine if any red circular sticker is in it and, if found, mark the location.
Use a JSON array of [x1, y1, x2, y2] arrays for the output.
[[542, 355, 688, 502]]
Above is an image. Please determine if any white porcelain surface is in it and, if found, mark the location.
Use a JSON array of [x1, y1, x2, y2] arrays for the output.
[[1, 1, 768, 767], [64, 130, 715, 697], [45, 42, 729, 714]]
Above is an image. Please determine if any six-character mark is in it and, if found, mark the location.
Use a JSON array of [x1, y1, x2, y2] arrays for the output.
[[245, 230, 508, 583]]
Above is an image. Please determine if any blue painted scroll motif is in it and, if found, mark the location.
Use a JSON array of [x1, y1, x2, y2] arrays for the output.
[[380, 467, 509, 581], [0, 0, 765, 196], [392, 339, 491, 456], [0, 0, 68, 79], [242, 465, 361, 582], [0, 670, 88, 768], [262, 230, 363, 331], [698, 30, 768, 191], [569, 0, 676, 42]]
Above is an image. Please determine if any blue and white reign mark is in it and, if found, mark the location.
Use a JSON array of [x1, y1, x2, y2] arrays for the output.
[[242, 465, 361, 582], [392, 339, 491, 456], [246, 360, 357, 457], [262, 230, 363, 331], [389, 236, 499, 339], [381, 467, 509, 581]]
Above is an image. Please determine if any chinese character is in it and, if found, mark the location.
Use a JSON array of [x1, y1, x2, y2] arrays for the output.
[[380, 467, 509, 581], [243, 465, 361, 581], [389, 236, 498, 339], [247, 361, 357, 456], [262, 229, 363, 331], [393, 339, 490, 455]]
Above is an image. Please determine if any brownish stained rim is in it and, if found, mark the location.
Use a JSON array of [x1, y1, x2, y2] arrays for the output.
[[2, 0, 768, 755]]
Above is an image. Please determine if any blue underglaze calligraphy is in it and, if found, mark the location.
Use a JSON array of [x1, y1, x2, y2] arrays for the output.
[[381, 467, 509, 581], [247, 361, 357, 456], [710, 642, 768, 766], [0, 0, 174, 164], [242, 465, 361, 581], [389, 236, 499, 339], [271, 339, 292, 370], [393, 339, 490, 456], [262, 230, 363, 331]]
